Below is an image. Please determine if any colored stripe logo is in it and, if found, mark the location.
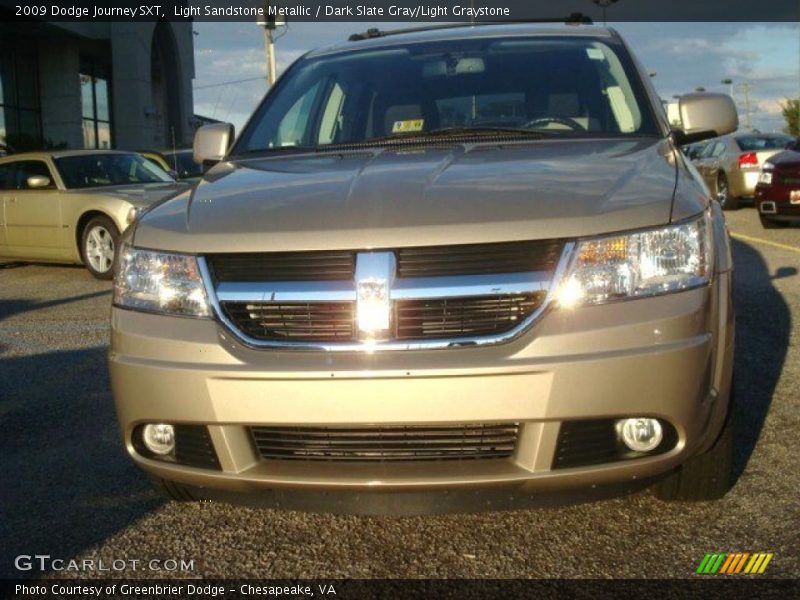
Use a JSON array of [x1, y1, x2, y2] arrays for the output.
[[696, 553, 773, 574]]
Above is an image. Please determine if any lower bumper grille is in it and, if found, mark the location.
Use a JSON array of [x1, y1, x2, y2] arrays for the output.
[[250, 424, 519, 462]]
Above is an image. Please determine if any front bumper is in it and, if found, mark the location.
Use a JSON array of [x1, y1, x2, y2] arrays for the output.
[[109, 274, 734, 511]]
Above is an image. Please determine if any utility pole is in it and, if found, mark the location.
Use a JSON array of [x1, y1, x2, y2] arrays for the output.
[[739, 82, 753, 130], [263, 26, 277, 85], [258, 1, 286, 86], [593, 0, 619, 25]]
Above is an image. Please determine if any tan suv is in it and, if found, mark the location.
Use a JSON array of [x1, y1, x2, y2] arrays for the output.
[[110, 23, 738, 511]]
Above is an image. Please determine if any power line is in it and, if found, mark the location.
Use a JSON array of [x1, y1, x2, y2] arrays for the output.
[[193, 76, 265, 90]]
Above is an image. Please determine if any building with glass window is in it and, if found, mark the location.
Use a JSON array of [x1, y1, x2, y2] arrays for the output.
[[0, 20, 195, 152]]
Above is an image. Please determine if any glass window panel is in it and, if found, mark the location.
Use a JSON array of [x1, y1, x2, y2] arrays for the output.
[[0, 108, 6, 146], [0, 55, 13, 106], [80, 74, 94, 119], [82, 119, 97, 149], [97, 121, 111, 149], [94, 78, 109, 121], [15, 54, 38, 110], [17, 110, 41, 150]]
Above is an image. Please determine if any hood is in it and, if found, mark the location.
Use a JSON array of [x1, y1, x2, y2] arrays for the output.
[[134, 138, 678, 253], [80, 181, 190, 209]]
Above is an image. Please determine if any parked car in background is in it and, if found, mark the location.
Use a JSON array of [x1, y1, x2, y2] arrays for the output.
[[141, 149, 205, 183], [681, 140, 710, 160], [0, 151, 188, 278], [755, 142, 800, 228], [110, 23, 739, 509], [692, 133, 794, 210]]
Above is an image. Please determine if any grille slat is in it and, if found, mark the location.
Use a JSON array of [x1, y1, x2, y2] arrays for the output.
[[223, 302, 356, 341], [209, 251, 357, 282], [394, 294, 545, 340], [397, 240, 564, 278], [250, 424, 519, 462]]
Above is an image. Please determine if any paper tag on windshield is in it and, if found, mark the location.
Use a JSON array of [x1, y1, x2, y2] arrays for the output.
[[392, 119, 424, 133]]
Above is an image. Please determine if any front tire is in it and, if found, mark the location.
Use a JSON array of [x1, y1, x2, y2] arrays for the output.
[[81, 215, 119, 279], [717, 173, 739, 210], [759, 214, 789, 229], [654, 404, 734, 502]]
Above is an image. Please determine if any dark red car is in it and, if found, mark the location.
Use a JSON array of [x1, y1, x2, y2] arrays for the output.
[[755, 145, 800, 228]]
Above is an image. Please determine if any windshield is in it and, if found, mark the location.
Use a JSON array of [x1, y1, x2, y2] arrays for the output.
[[235, 36, 658, 154], [736, 135, 794, 152], [55, 153, 175, 189]]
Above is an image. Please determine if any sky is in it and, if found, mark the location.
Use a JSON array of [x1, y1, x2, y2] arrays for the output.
[[192, 21, 800, 134]]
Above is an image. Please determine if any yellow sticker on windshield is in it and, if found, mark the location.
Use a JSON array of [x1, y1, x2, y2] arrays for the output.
[[392, 119, 424, 133]]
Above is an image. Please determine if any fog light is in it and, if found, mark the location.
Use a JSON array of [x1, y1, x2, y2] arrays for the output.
[[142, 423, 175, 455], [617, 418, 663, 452]]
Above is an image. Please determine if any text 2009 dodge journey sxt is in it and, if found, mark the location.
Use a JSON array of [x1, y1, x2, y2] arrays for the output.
[[109, 22, 738, 511]]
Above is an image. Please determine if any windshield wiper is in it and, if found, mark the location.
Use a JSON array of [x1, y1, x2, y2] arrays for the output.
[[362, 126, 568, 144]]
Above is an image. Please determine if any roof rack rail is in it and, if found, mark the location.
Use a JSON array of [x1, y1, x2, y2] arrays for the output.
[[348, 14, 593, 42]]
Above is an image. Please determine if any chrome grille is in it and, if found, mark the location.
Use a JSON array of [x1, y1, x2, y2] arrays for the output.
[[221, 294, 545, 342], [395, 294, 546, 340], [250, 424, 519, 462], [205, 239, 569, 350], [222, 302, 355, 341]]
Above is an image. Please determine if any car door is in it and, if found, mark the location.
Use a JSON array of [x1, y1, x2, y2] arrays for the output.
[[4, 159, 63, 259], [705, 141, 728, 188]]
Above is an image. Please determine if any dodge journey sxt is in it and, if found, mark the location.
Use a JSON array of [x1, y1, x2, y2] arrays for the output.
[[110, 21, 738, 512]]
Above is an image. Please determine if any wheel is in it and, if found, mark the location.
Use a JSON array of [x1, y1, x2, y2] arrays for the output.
[[654, 405, 734, 502], [759, 214, 789, 229], [81, 215, 119, 279], [717, 173, 739, 210], [149, 476, 200, 502]]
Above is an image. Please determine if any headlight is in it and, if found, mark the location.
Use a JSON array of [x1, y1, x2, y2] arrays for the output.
[[113, 246, 211, 317], [758, 171, 773, 185], [556, 213, 713, 307]]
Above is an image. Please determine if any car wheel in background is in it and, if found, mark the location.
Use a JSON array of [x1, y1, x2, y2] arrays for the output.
[[759, 214, 789, 229], [717, 173, 738, 210], [81, 215, 120, 279], [653, 399, 734, 502]]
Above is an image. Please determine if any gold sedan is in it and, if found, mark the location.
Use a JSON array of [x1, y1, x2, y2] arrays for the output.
[[0, 150, 187, 278], [692, 133, 794, 210]]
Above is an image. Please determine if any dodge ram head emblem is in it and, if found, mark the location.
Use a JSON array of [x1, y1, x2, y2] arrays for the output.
[[355, 252, 395, 337]]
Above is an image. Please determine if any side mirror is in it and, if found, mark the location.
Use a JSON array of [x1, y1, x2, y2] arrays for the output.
[[673, 93, 738, 145], [193, 123, 235, 167], [26, 175, 51, 189], [168, 169, 180, 180]]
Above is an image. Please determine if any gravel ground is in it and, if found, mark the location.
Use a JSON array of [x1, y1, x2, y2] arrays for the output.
[[1, 209, 798, 579]]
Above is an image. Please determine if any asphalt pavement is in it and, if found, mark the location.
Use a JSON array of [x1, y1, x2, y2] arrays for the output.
[[1, 208, 798, 579]]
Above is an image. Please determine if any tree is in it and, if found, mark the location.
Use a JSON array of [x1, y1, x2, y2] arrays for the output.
[[781, 98, 800, 136]]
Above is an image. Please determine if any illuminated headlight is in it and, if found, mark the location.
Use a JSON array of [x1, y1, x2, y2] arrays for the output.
[[556, 213, 713, 307], [113, 246, 211, 317], [758, 171, 773, 185]]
